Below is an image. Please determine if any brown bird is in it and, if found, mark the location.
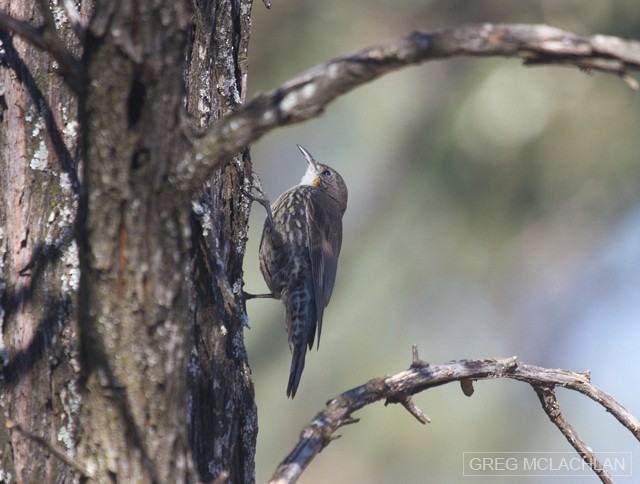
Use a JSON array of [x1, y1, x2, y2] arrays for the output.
[[259, 145, 348, 398]]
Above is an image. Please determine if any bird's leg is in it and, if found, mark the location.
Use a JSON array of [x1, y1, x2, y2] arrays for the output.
[[243, 172, 275, 230], [243, 172, 278, 302]]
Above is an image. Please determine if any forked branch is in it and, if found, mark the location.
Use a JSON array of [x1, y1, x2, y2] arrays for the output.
[[270, 349, 640, 484]]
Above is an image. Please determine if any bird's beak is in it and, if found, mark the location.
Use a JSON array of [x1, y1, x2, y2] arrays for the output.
[[297, 145, 319, 171], [297, 145, 322, 187]]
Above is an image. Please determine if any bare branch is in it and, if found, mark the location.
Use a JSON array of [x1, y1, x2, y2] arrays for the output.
[[0, 5, 83, 92], [534, 385, 613, 484], [177, 23, 640, 196], [269, 355, 640, 484]]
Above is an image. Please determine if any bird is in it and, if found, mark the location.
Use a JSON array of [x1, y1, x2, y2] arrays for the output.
[[258, 145, 348, 398]]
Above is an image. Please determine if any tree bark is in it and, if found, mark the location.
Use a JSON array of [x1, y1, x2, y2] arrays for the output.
[[76, 0, 197, 480], [184, 1, 257, 482], [0, 1, 82, 482], [2, 0, 255, 482]]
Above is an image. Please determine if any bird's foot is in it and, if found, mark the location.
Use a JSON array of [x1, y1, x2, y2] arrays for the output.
[[243, 172, 274, 227]]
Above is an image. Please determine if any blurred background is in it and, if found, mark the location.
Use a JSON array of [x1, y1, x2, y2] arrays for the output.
[[242, 1, 640, 482]]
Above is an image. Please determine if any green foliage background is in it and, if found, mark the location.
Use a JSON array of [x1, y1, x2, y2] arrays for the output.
[[243, 1, 640, 482]]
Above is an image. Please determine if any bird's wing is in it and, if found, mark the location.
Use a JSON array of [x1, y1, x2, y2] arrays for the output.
[[305, 193, 343, 348]]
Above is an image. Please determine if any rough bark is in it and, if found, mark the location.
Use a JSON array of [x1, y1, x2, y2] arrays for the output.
[[2, 0, 255, 482], [76, 0, 197, 480], [0, 1, 82, 482], [184, 1, 257, 482]]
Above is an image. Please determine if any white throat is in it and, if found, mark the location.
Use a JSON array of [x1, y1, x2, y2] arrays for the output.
[[299, 167, 318, 186]]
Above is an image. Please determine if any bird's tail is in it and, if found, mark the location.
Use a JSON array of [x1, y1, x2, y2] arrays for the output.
[[287, 344, 306, 398]]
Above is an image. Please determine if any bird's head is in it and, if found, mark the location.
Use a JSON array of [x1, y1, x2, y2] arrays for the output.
[[297, 145, 348, 211]]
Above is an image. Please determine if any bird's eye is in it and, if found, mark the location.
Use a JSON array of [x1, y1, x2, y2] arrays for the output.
[[321, 169, 331, 176]]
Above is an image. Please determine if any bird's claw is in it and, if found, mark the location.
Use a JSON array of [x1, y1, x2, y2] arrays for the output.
[[244, 172, 274, 227]]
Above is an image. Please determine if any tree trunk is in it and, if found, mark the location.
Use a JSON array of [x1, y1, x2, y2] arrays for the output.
[[0, 1, 82, 482], [1, 0, 256, 482], [184, 1, 257, 482], [76, 0, 196, 480]]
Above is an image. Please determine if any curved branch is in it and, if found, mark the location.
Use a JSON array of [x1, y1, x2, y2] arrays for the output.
[[269, 352, 640, 484], [177, 23, 640, 195]]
